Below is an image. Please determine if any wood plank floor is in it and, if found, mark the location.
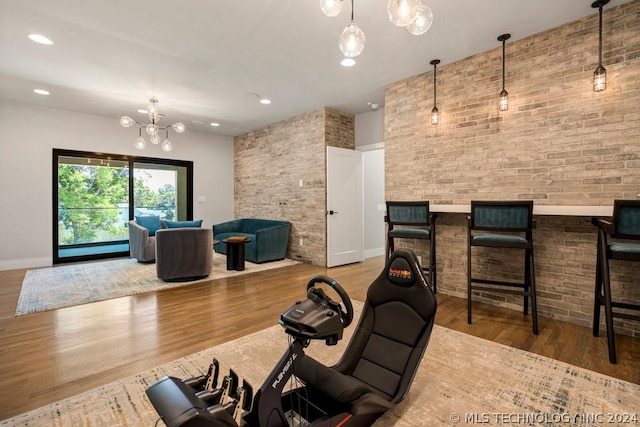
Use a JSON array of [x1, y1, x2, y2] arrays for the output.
[[0, 256, 638, 420]]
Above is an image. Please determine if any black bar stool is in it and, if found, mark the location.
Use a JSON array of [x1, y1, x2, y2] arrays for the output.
[[385, 201, 437, 292], [591, 200, 640, 364], [467, 200, 538, 334]]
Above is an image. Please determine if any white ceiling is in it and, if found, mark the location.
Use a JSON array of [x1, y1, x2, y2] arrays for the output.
[[0, 0, 631, 137]]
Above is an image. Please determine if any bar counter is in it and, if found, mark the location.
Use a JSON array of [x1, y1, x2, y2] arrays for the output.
[[394, 204, 639, 338], [430, 205, 612, 217]]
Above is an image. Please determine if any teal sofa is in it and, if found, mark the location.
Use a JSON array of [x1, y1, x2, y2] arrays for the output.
[[213, 219, 291, 263]]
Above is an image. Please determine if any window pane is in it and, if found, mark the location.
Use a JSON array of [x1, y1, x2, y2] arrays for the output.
[[134, 162, 188, 221], [57, 156, 129, 246]]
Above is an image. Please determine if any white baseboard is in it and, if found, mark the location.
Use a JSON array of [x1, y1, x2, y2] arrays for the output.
[[364, 247, 385, 259], [0, 257, 52, 271]]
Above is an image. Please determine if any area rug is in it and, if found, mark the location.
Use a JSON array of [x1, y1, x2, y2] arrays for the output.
[[3, 302, 638, 426], [15, 255, 299, 316]]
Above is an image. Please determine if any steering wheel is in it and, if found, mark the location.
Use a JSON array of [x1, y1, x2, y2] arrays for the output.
[[306, 275, 354, 328]]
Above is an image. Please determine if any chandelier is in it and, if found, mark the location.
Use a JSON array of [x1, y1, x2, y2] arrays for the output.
[[120, 98, 184, 152], [321, 0, 433, 58]]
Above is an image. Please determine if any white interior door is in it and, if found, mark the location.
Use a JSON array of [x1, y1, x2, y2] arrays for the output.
[[326, 146, 363, 267]]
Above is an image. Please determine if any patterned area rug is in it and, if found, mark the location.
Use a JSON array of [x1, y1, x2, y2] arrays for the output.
[[15, 255, 299, 316], [3, 302, 638, 426]]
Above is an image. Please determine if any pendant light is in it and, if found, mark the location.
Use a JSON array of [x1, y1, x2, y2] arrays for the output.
[[320, 0, 343, 17], [339, 0, 365, 58], [121, 98, 184, 151], [321, 0, 432, 60], [592, 0, 610, 92], [497, 33, 511, 112], [430, 59, 440, 125], [407, 3, 433, 36], [388, 0, 420, 27], [161, 128, 173, 152]]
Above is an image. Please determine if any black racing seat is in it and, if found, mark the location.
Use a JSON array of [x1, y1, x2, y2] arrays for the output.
[[295, 249, 437, 419]]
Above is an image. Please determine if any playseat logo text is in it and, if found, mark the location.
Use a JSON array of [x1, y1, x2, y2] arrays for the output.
[[272, 353, 297, 389], [389, 268, 412, 279]]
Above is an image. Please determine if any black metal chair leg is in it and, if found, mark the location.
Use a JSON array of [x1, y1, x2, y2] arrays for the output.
[[599, 234, 617, 364], [430, 244, 436, 294], [385, 238, 390, 260], [523, 249, 530, 315], [603, 274, 617, 364], [387, 237, 395, 260], [467, 245, 473, 325], [431, 221, 437, 294], [530, 249, 539, 335], [593, 233, 603, 337]]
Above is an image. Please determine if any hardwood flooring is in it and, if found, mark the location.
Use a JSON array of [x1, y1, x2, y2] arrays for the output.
[[0, 256, 638, 420]]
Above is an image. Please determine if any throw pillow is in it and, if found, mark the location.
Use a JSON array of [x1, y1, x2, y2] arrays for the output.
[[135, 215, 162, 236], [164, 219, 203, 228]]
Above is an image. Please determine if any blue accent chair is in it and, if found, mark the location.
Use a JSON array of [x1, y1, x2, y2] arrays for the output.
[[467, 200, 538, 334], [213, 219, 291, 263], [592, 200, 640, 364], [385, 201, 437, 293]]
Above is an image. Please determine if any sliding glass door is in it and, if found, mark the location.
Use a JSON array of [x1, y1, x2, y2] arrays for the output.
[[133, 162, 190, 222], [53, 150, 193, 264]]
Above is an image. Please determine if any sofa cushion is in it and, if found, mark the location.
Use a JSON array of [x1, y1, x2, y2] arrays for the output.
[[164, 219, 203, 229], [135, 215, 162, 236]]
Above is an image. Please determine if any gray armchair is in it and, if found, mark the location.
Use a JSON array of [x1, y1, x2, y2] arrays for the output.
[[129, 220, 156, 263], [155, 228, 213, 281]]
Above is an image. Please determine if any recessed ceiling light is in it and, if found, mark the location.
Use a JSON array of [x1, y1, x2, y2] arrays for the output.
[[28, 34, 54, 45], [259, 98, 271, 105], [341, 58, 356, 67], [33, 89, 50, 95], [210, 122, 220, 127], [137, 109, 147, 114]]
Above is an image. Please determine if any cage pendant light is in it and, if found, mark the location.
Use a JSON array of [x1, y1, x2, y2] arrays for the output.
[[498, 33, 511, 112], [430, 59, 440, 125], [592, 0, 610, 92]]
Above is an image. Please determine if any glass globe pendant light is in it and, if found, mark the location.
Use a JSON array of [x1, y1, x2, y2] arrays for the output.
[[388, 0, 419, 27], [171, 122, 185, 133], [146, 98, 160, 120], [339, 0, 365, 58], [146, 122, 159, 136], [161, 140, 173, 152], [407, 3, 433, 35], [120, 116, 135, 127], [161, 129, 173, 152], [134, 126, 146, 150], [320, 0, 343, 17]]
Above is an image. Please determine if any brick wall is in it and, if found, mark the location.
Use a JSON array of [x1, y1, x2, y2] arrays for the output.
[[384, 2, 640, 336], [234, 107, 354, 266], [326, 108, 356, 149]]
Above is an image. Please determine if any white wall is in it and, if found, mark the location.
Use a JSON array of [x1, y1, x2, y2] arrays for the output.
[[361, 147, 385, 258], [355, 108, 384, 147], [0, 100, 235, 270], [355, 108, 385, 259]]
